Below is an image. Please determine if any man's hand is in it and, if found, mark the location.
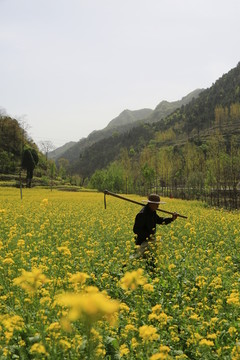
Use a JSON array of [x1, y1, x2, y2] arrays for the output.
[[172, 212, 178, 221]]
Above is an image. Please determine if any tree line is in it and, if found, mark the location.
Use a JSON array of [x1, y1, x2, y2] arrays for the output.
[[0, 115, 76, 187]]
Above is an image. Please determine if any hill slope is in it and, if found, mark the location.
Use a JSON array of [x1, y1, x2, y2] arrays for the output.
[[48, 108, 152, 161], [48, 141, 77, 160], [105, 108, 153, 129], [50, 89, 202, 163]]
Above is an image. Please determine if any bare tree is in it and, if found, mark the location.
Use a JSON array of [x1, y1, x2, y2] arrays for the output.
[[39, 140, 55, 160]]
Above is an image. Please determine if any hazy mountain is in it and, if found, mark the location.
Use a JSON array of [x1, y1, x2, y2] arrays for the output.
[[50, 89, 203, 162], [105, 108, 153, 129], [48, 141, 77, 160], [49, 109, 153, 163], [148, 89, 203, 123]]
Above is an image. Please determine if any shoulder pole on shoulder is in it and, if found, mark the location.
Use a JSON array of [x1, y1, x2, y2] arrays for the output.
[[103, 190, 187, 219]]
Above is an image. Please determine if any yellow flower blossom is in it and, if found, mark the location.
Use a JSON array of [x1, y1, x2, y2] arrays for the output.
[[195, 275, 207, 288], [119, 344, 130, 356], [119, 303, 130, 312], [59, 339, 72, 350], [227, 291, 240, 306], [41, 198, 49, 206], [125, 324, 137, 332], [56, 289, 119, 323], [17, 239, 25, 247], [120, 268, 147, 291], [150, 354, 164, 360], [199, 338, 214, 347], [228, 327, 238, 337], [13, 268, 49, 294], [47, 322, 61, 332], [3, 257, 14, 265], [0, 314, 24, 342], [207, 333, 217, 340], [69, 272, 90, 285], [143, 283, 154, 292], [149, 305, 168, 325], [57, 246, 71, 257], [139, 325, 159, 342], [231, 342, 240, 360], [150, 348, 171, 360], [159, 345, 170, 353], [190, 313, 199, 321], [30, 343, 48, 356], [131, 337, 139, 348], [168, 263, 176, 271]]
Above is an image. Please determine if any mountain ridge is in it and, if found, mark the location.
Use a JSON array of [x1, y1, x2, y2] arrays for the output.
[[49, 88, 203, 162]]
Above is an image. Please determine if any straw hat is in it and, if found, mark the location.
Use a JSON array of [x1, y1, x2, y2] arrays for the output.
[[142, 194, 166, 204]]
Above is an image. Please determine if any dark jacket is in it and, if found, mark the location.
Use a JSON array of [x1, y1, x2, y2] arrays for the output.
[[133, 205, 173, 245]]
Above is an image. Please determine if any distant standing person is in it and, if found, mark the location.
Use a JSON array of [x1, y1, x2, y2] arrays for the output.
[[133, 194, 178, 258], [21, 147, 39, 188]]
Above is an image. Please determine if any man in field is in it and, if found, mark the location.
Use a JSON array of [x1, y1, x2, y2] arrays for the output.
[[133, 194, 178, 262]]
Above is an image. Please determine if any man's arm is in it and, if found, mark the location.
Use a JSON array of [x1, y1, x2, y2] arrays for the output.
[[156, 212, 178, 225]]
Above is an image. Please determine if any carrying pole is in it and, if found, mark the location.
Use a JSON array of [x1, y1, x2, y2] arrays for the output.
[[104, 190, 187, 219], [19, 168, 23, 200]]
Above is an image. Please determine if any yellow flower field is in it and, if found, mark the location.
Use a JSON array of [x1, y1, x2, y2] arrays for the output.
[[0, 188, 239, 359]]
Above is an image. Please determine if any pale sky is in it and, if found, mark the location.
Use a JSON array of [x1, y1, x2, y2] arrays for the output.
[[1, 0, 240, 148]]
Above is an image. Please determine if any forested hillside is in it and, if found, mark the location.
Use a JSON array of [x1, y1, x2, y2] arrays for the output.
[[0, 115, 46, 179], [0, 116, 27, 173], [85, 62, 240, 209]]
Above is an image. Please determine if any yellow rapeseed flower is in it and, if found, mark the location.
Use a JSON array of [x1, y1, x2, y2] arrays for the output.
[[47, 322, 61, 332], [41, 198, 49, 206], [56, 290, 119, 323], [143, 283, 154, 292], [119, 344, 130, 356], [0, 314, 24, 339], [231, 342, 240, 360], [120, 268, 147, 291], [199, 338, 214, 347], [30, 343, 48, 356], [17, 239, 25, 247], [151, 344, 172, 359], [139, 325, 159, 342], [125, 324, 137, 332], [168, 263, 176, 272], [57, 246, 71, 257], [227, 291, 240, 306], [69, 272, 90, 285], [119, 303, 130, 312], [13, 268, 49, 294], [59, 339, 72, 350], [228, 327, 238, 337], [195, 275, 207, 288], [149, 305, 168, 325], [3, 258, 15, 266]]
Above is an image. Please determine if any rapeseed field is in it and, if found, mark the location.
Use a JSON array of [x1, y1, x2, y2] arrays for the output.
[[0, 188, 239, 359]]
